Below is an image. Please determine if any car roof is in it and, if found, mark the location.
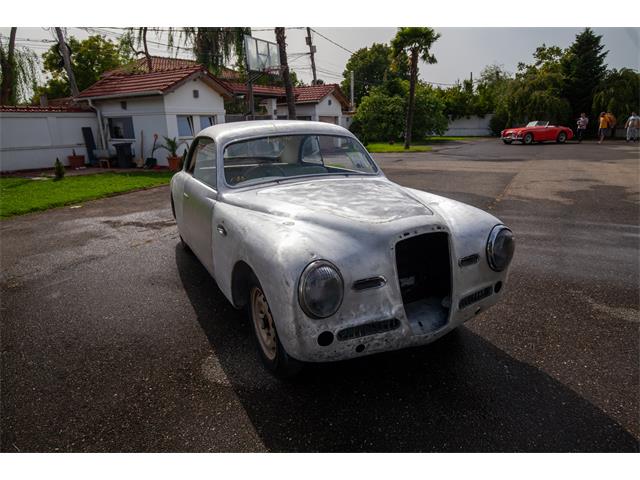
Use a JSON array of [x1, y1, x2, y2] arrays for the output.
[[197, 120, 356, 145]]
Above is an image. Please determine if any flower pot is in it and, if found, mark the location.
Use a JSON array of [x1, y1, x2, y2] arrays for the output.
[[67, 155, 86, 169], [167, 155, 181, 172]]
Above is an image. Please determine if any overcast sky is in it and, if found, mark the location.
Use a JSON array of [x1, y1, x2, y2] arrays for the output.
[[2, 27, 638, 87]]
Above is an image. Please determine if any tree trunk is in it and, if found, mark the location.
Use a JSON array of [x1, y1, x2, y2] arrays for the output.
[[142, 27, 152, 72], [55, 27, 79, 97], [275, 27, 296, 119], [0, 27, 17, 105], [404, 48, 418, 149]]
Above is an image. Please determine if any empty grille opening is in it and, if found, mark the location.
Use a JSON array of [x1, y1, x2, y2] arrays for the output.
[[395, 232, 451, 334]]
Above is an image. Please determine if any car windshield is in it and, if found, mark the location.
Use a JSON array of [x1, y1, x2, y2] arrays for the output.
[[526, 121, 549, 127], [223, 134, 378, 187]]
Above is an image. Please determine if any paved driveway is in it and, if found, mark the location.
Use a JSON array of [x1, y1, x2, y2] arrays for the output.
[[1, 139, 638, 452]]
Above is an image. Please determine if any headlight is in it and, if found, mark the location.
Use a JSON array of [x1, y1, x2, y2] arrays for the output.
[[298, 260, 344, 319], [486, 225, 515, 272]]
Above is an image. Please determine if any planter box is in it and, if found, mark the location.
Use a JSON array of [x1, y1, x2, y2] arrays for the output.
[[67, 155, 86, 169]]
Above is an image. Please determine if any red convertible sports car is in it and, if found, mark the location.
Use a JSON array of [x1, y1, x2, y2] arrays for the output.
[[501, 121, 574, 145]]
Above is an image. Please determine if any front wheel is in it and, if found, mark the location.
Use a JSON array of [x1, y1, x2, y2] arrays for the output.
[[248, 275, 303, 378], [502, 139, 512, 144], [523, 133, 534, 145], [556, 132, 567, 143]]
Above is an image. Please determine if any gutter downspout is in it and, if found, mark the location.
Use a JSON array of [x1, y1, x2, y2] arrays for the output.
[[87, 98, 107, 149]]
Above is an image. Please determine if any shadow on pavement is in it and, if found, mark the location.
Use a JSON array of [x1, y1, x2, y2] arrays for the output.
[[175, 245, 638, 452]]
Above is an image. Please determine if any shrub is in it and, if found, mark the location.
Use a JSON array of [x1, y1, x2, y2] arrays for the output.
[[54, 158, 65, 180]]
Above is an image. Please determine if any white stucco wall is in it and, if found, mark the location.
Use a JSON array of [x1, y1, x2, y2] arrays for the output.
[[444, 114, 493, 136], [0, 111, 98, 172], [276, 93, 345, 123], [96, 96, 168, 164]]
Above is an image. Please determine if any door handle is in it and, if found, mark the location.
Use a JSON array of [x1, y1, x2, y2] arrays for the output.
[[216, 225, 227, 236], [183, 192, 189, 199]]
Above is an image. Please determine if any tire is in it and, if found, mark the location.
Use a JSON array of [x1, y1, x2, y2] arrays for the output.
[[556, 131, 567, 143], [502, 139, 512, 144], [248, 274, 303, 378], [523, 133, 534, 145], [179, 235, 193, 254]]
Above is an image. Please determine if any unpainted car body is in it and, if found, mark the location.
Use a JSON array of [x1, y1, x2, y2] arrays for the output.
[[501, 121, 574, 144], [171, 121, 514, 376]]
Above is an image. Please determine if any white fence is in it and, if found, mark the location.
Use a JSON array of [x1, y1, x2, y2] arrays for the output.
[[444, 114, 493, 136], [0, 109, 99, 172]]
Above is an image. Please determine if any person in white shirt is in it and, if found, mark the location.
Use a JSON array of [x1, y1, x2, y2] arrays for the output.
[[576, 113, 589, 143], [625, 112, 639, 142]]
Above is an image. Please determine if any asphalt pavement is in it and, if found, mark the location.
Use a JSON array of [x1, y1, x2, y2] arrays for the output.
[[1, 138, 638, 452]]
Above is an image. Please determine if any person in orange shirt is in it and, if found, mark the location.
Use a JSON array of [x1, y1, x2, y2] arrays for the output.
[[598, 112, 608, 144]]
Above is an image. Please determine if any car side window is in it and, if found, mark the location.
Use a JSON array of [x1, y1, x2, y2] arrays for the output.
[[191, 138, 217, 189], [300, 136, 323, 165]]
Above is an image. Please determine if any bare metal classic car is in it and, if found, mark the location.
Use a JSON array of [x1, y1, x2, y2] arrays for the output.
[[170, 121, 515, 377]]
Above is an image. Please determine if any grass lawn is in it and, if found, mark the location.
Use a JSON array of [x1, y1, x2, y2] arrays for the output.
[[366, 137, 482, 153], [0, 171, 173, 218], [366, 143, 433, 153]]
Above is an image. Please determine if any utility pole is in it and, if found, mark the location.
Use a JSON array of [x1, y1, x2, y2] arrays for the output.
[[0, 27, 17, 105], [350, 71, 354, 110], [306, 27, 317, 85], [54, 27, 79, 97]]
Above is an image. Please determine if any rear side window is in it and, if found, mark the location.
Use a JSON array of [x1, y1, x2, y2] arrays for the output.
[[190, 138, 217, 189]]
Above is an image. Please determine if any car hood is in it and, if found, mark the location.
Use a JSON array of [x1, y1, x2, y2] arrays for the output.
[[222, 177, 434, 225]]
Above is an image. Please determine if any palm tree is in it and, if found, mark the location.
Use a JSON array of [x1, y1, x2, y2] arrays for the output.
[[391, 27, 440, 149], [275, 27, 296, 119]]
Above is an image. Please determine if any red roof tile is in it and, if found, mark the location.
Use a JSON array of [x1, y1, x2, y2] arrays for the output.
[[222, 81, 350, 108], [77, 64, 230, 100], [221, 81, 286, 97]]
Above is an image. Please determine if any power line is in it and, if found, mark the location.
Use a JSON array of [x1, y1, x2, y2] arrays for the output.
[[310, 28, 353, 54]]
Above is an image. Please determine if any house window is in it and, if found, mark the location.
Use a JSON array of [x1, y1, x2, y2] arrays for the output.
[[199, 115, 216, 130], [193, 89, 199, 98], [177, 115, 194, 137], [328, 99, 332, 106], [107, 117, 134, 139]]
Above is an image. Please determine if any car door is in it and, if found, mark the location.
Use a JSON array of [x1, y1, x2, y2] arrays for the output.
[[183, 137, 218, 276]]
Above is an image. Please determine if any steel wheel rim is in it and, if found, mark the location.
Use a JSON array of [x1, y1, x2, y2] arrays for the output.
[[525, 134, 532, 144], [559, 133, 566, 142], [251, 286, 277, 361]]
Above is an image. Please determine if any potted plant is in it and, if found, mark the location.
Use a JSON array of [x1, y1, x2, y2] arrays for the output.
[[67, 148, 86, 169], [159, 136, 186, 171]]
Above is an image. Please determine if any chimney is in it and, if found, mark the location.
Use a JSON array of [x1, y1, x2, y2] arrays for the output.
[[39, 94, 48, 107]]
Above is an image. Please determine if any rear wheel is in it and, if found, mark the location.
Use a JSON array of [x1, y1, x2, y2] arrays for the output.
[[556, 131, 567, 143], [523, 133, 534, 145], [248, 274, 303, 378]]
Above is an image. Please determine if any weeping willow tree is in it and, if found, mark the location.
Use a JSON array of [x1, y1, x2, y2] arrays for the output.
[[166, 27, 251, 74], [0, 28, 39, 105], [123, 27, 154, 71], [592, 68, 640, 120]]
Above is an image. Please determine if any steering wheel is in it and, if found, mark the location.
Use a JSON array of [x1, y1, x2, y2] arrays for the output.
[[244, 164, 286, 180]]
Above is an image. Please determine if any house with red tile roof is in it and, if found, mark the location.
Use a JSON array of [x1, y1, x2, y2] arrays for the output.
[[76, 56, 232, 165], [221, 81, 352, 128]]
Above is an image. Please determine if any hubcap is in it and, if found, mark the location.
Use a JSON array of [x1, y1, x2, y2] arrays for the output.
[[251, 287, 277, 361]]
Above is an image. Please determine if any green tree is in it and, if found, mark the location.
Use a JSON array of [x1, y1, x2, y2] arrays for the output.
[[562, 28, 608, 119], [436, 79, 476, 120], [391, 27, 440, 149], [166, 27, 251, 74], [353, 80, 447, 142], [36, 35, 132, 100], [592, 68, 640, 129], [0, 28, 39, 104], [475, 64, 511, 115], [341, 43, 409, 107]]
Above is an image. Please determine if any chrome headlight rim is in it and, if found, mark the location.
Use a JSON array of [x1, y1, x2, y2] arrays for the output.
[[486, 225, 514, 272], [298, 259, 344, 319]]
